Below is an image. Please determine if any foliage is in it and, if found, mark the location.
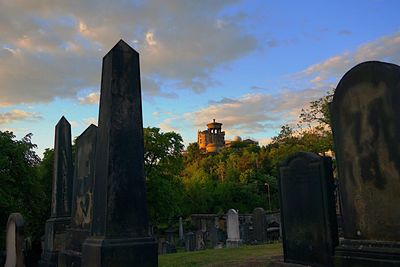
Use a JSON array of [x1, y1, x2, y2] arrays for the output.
[[144, 127, 185, 224], [0, 91, 336, 243], [0, 131, 47, 249]]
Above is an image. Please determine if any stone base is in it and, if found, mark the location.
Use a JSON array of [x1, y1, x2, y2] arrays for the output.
[[57, 228, 90, 267], [226, 239, 242, 248], [335, 239, 400, 267], [81, 236, 158, 267], [39, 217, 71, 267]]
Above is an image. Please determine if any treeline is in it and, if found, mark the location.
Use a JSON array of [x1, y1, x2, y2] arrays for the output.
[[0, 92, 333, 248]]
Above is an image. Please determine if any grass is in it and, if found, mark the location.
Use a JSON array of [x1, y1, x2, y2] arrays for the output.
[[158, 243, 283, 267]]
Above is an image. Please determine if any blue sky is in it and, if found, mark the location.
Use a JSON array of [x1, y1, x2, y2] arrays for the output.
[[0, 0, 399, 157]]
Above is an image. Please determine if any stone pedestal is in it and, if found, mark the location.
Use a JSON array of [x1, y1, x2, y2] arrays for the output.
[[40, 217, 71, 267]]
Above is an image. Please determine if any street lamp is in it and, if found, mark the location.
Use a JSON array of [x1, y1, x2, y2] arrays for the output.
[[264, 182, 272, 212]]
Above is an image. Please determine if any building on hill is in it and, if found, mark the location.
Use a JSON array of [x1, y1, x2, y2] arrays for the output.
[[197, 119, 225, 153], [197, 120, 259, 153]]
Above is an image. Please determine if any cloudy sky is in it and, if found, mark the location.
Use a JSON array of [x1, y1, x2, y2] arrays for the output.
[[1, 0, 399, 156]]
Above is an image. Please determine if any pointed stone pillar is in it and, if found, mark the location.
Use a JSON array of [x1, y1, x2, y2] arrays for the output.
[[59, 124, 97, 267], [82, 40, 157, 267], [40, 116, 73, 267]]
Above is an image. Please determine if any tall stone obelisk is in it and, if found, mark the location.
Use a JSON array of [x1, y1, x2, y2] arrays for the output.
[[40, 116, 73, 267], [81, 40, 157, 266]]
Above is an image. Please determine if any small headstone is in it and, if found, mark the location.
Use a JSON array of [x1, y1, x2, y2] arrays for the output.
[[331, 61, 400, 266], [253, 207, 267, 243], [226, 209, 242, 248], [81, 40, 157, 267], [178, 217, 184, 243], [5, 213, 24, 267], [279, 152, 338, 266], [184, 232, 196, 252], [40, 116, 74, 267], [59, 124, 97, 266]]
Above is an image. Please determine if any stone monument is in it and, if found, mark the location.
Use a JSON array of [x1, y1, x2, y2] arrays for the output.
[[81, 40, 157, 266], [331, 61, 400, 266], [179, 217, 184, 244], [5, 213, 24, 267], [253, 207, 267, 243], [40, 117, 73, 267], [59, 124, 97, 267], [226, 209, 242, 248], [279, 152, 338, 266]]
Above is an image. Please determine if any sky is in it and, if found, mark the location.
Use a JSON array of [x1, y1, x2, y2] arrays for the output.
[[1, 0, 400, 157]]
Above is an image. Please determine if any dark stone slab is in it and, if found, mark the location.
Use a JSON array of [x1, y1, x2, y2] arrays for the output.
[[81, 40, 157, 267], [185, 232, 196, 251], [279, 152, 338, 267], [253, 207, 267, 243], [330, 61, 400, 266], [59, 124, 97, 267], [40, 117, 73, 267]]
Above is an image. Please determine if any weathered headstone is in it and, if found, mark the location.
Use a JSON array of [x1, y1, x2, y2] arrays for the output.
[[59, 124, 97, 267], [226, 209, 242, 248], [179, 217, 184, 243], [253, 207, 267, 243], [185, 232, 196, 252], [279, 152, 338, 266], [40, 117, 73, 267], [5, 213, 24, 267], [331, 61, 400, 266], [209, 217, 219, 248], [81, 40, 157, 267]]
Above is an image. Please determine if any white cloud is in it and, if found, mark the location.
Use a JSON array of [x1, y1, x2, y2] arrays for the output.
[[185, 88, 325, 137], [300, 31, 400, 86], [79, 92, 100, 105], [0, 0, 257, 105], [0, 109, 42, 124]]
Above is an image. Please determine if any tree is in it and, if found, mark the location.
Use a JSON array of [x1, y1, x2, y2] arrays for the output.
[[143, 127, 185, 225], [0, 131, 46, 249], [299, 90, 334, 129]]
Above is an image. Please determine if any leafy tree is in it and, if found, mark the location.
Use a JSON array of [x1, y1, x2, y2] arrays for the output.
[[143, 127, 185, 224], [0, 131, 46, 249], [299, 90, 334, 128]]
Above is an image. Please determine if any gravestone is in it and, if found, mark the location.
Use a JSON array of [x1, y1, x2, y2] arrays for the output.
[[331, 61, 400, 266], [40, 117, 74, 267], [81, 40, 157, 267], [226, 209, 242, 248], [5, 213, 24, 267], [185, 232, 196, 252], [179, 217, 184, 244], [253, 207, 267, 243], [59, 124, 97, 267], [209, 217, 219, 248], [279, 152, 338, 266]]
